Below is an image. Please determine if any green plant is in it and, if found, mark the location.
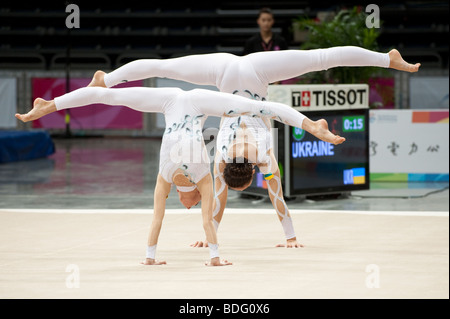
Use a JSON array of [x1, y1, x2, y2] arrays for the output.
[[294, 6, 389, 84]]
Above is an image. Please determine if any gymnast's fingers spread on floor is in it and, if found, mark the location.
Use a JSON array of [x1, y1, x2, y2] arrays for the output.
[[190, 240, 207, 247], [141, 259, 167, 265], [205, 258, 233, 266], [276, 240, 305, 248]]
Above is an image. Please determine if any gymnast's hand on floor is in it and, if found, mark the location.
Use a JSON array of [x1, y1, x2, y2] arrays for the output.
[[276, 238, 304, 248], [205, 257, 233, 266], [141, 258, 167, 265], [190, 240, 209, 248]]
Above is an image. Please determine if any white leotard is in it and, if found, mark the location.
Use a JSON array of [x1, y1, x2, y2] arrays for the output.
[[216, 116, 272, 172], [54, 86, 308, 184]]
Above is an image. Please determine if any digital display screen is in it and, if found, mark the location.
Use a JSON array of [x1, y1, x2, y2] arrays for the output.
[[289, 108, 369, 195], [244, 108, 369, 197]]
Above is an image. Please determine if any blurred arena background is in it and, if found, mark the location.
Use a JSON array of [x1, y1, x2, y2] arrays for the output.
[[0, 0, 448, 300], [1, 1, 448, 134]]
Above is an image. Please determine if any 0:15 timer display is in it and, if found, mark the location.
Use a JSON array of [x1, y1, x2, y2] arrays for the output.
[[343, 115, 365, 132]]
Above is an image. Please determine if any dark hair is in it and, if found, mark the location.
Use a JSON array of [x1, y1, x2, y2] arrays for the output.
[[223, 157, 254, 188], [258, 7, 273, 19]]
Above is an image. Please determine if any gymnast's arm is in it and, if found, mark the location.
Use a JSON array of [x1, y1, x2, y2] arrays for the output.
[[190, 154, 228, 248], [212, 157, 228, 230], [196, 173, 232, 266], [142, 174, 171, 265], [265, 153, 303, 248]]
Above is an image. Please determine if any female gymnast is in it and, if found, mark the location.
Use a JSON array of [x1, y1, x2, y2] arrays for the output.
[[16, 84, 324, 265], [85, 46, 420, 248]]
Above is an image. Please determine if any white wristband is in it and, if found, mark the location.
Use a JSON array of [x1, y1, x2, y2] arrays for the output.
[[209, 243, 219, 259], [281, 216, 296, 240], [146, 245, 157, 259]]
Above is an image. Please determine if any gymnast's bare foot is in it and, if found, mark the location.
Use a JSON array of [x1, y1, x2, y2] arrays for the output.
[[389, 49, 421, 72], [15, 98, 56, 123], [88, 70, 107, 87], [302, 118, 346, 145]]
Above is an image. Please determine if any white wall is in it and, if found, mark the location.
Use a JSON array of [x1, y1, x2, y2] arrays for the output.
[[0, 78, 17, 129], [369, 109, 449, 176], [410, 76, 449, 109]]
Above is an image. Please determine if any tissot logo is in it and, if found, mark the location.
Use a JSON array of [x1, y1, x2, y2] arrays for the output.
[[292, 88, 367, 108]]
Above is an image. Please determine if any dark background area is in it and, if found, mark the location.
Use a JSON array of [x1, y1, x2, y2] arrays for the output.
[[1, 1, 448, 70]]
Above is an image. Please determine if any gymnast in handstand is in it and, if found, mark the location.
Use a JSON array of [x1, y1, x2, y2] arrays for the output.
[[16, 84, 324, 265]]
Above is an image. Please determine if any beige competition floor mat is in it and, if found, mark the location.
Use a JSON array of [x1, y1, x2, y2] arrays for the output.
[[0, 209, 448, 299]]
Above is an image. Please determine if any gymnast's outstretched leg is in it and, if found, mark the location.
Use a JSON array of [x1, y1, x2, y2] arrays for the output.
[[245, 46, 420, 85], [15, 87, 173, 122], [88, 52, 237, 88]]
